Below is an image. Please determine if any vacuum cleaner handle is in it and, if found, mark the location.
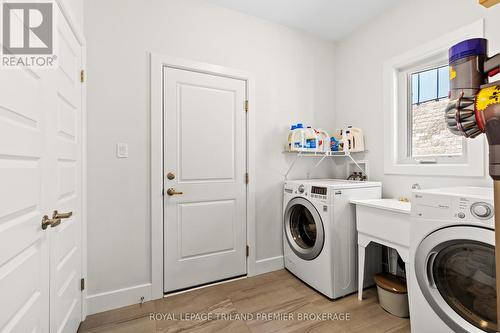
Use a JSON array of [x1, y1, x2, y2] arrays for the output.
[[485, 53, 500, 77]]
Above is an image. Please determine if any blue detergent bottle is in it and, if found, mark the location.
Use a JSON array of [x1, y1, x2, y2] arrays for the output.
[[288, 123, 305, 151], [331, 136, 340, 151]]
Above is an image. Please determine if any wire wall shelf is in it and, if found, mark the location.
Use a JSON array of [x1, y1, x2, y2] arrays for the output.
[[284, 150, 366, 179]]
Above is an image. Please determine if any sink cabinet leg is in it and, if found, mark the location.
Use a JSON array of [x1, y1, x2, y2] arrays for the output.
[[358, 244, 366, 301]]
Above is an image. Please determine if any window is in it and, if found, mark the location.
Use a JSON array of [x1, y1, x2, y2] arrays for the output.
[[383, 19, 485, 177], [408, 65, 464, 158]]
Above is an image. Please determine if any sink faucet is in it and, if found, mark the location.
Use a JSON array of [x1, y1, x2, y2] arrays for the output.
[[411, 183, 421, 190]]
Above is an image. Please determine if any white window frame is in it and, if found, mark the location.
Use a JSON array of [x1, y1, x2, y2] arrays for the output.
[[399, 63, 467, 165], [383, 19, 485, 177]]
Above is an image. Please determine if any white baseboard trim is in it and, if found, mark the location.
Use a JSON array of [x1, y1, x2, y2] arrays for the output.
[[86, 257, 283, 315], [254, 255, 284, 275], [86, 283, 152, 315]]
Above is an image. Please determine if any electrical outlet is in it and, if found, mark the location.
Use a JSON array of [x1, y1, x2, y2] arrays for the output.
[[116, 143, 128, 158]]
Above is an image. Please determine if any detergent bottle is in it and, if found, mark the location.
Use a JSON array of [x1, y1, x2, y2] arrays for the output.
[[331, 130, 344, 151], [330, 136, 340, 152], [315, 129, 330, 152], [287, 123, 305, 151], [343, 128, 350, 152], [305, 127, 318, 151], [346, 127, 365, 152]]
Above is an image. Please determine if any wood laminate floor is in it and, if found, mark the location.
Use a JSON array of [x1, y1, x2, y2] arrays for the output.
[[78, 270, 410, 333]]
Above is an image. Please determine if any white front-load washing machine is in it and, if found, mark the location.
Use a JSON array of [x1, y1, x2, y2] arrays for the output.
[[283, 179, 382, 299], [410, 187, 496, 333]]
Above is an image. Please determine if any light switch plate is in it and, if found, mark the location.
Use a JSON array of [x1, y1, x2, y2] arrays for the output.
[[116, 143, 128, 158]]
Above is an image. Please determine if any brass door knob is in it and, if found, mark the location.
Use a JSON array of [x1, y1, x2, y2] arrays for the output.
[[166, 172, 175, 180], [41, 215, 61, 230], [53, 210, 73, 219], [166, 188, 183, 196]]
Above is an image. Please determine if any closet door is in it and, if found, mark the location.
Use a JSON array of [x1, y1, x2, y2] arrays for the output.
[[0, 5, 83, 333], [0, 69, 51, 333], [48, 7, 83, 333]]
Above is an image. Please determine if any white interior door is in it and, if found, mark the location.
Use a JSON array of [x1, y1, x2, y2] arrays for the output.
[[0, 6, 83, 333], [48, 8, 83, 333], [163, 67, 247, 293], [0, 68, 51, 333]]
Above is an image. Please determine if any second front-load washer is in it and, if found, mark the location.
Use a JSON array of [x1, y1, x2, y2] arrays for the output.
[[410, 187, 496, 333], [283, 179, 382, 299]]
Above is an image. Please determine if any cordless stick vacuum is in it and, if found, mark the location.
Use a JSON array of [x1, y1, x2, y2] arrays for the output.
[[445, 38, 500, 325]]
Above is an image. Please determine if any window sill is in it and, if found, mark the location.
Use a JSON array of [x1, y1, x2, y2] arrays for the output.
[[384, 162, 485, 177], [384, 136, 485, 177]]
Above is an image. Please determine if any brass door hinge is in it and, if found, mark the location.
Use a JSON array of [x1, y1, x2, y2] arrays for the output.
[[245, 173, 249, 184], [246, 245, 249, 257], [81, 278, 85, 291], [244, 100, 248, 112], [80, 70, 85, 83]]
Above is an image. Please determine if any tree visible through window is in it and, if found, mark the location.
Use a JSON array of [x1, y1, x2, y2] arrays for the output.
[[409, 65, 463, 157]]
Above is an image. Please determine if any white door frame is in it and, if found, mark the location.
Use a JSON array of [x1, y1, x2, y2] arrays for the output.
[[54, 0, 88, 321], [150, 54, 256, 300]]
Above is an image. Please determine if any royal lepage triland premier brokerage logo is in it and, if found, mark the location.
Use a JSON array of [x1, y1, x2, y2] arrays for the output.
[[1, 1, 57, 67]]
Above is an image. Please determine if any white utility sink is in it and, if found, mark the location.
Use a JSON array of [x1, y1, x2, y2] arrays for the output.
[[350, 198, 411, 215], [351, 198, 412, 301]]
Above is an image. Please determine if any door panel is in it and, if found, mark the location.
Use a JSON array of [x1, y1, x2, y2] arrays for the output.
[[0, 68, 49, 333], [0, 5, 83, 333], [49, 7, 82, 333], [0, 243, 45, 332], [0, 161, 39, 219], [179, 200, 236, 258], [163, 67, 247, 293], [178, 84, 236, 182]]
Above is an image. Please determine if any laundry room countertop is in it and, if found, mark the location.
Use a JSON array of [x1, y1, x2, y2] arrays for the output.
[[351, 199, 411, 215]]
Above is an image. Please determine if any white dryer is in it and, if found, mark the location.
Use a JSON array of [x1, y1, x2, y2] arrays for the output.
[[283, 179, 381, 299], [410, 187, 496, 333]]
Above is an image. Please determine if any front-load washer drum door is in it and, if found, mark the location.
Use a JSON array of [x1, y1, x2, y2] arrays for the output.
[[284, 197, 324, 261], [415, 226, 496, 333]]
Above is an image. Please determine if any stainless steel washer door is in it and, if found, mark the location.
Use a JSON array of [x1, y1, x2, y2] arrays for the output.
[[284, 197, 324, 261], [415, 226, 496, 333]]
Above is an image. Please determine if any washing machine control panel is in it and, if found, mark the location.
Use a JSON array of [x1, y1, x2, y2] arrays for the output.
[[311, 186, 327, 195], [413, 192, 494, 223], [284, 183, 328, 201], [470, 202, 493, 219]]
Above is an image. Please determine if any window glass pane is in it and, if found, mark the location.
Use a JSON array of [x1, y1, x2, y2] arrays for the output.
[[438, 66, 449, 99], [412, 74, 419, 104], [409, 65, 462, 157], [418, 68, 438, 103]]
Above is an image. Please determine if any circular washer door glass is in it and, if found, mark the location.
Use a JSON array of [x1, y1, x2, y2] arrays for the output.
[[290, 204, 317, 248], [284, 197, 324, 261], [433, 241, 496, 332]]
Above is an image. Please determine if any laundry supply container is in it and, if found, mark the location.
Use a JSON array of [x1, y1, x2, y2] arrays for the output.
[[304, 126, 318, 150], [287, 123, 305, 151], [373, 272, 409, 318]]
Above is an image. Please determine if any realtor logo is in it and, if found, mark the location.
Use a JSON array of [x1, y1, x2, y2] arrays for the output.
[[1, 1, 57, 67]]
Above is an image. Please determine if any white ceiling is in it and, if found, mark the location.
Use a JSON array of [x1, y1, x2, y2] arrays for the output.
[[204, 0, 404, 41]]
